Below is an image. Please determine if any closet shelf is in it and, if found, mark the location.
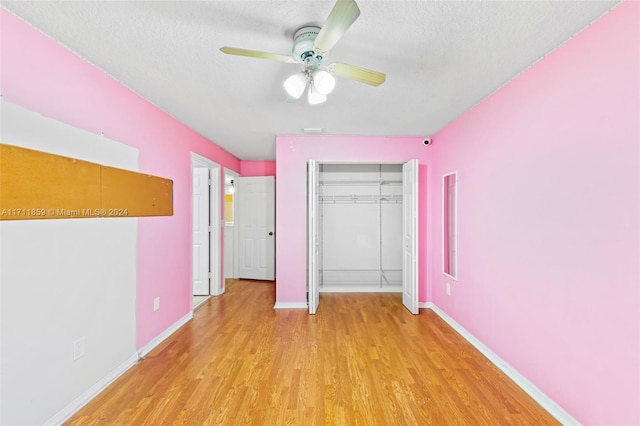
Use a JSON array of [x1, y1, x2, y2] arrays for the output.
[[320, 269, 402, 288], [322, 268, 399, 272], [320, 179, 401, 186], [320, 194, 402, 204]]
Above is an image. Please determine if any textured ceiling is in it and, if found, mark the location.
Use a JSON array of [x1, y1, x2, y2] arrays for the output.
[[2, 1, 619, 160]]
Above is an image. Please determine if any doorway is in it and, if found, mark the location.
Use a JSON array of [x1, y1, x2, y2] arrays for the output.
[[191, 154, 222, 310], [223, 168, 239, 286]]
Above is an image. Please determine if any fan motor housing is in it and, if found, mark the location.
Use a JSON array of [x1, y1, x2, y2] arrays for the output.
[[292, 26, 322, 67]]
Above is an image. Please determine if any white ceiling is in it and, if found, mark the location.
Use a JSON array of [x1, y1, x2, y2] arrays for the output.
[[2, 1, 619, 160]]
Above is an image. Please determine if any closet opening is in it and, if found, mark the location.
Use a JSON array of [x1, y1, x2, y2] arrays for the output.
[[319, 163, 403, 292], [307, 160, 418, 314]]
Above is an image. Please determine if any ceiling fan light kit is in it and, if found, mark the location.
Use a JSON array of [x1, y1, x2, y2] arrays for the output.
[[284, 72, 308, 99], [283, 69, 335, 103], [308, 84, 327, 105], [220, 0, 385, 105], [312, 70, 336, 95]]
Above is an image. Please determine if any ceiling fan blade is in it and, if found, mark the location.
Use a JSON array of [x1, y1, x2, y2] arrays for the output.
[[220, 47, 297, 63], [330, 62, 386, 86], [313, 0, 360, 53]]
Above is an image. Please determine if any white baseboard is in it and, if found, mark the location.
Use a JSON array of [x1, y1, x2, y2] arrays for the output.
[[138, 312, 193, 358], [45, 312, 194, 425], [45, 353, 139, 426], [425, 302, 579, 426], [418, 301, 430, 308], [273, 301, 308, 309]]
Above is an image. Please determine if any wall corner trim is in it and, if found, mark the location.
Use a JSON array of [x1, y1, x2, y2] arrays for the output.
[[273, 302, 308, 309], [138, 312, 193, 358], [425, 303, 580, 426], [44, 353, 139, 426]]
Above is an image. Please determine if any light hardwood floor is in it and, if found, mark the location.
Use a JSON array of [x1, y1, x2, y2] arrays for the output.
[[67, 280, 558, 425]]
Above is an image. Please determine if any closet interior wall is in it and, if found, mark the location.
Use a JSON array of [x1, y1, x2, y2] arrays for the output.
[[319, 164, 403, 292]]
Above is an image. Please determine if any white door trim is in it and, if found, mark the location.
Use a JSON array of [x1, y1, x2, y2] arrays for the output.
[[191, 153, 222, 298]]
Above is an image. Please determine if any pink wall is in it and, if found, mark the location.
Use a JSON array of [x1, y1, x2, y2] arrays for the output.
[[275, 136, 432, 304], [1, 10, 241, 349], [430, 2, 639, 424], [240, 160, 276, 177]]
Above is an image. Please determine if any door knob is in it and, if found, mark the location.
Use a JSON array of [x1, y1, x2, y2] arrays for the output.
[[268, 232, 274, 236]]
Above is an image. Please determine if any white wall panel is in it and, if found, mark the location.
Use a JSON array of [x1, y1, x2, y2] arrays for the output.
[[0, 100, 138, 425]]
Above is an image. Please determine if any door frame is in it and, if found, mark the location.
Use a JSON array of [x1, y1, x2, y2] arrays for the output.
[[191, 153, 222, 298], [224, 168, 240, 280]]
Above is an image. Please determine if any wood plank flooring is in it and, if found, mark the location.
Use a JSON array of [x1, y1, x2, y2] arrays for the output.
[[67, 280, 558, 425]]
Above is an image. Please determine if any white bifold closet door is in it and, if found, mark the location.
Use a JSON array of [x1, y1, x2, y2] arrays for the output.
[[402, 159, 419, 314], [308, 160, 320, 314]]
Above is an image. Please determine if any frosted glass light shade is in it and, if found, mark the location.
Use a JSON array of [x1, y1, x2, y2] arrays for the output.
[[308, 85, 327, 105], [312, 70, 336, 95], [284, 73, 307, 99]]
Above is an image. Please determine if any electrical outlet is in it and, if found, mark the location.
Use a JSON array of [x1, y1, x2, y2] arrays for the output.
[[73, 337, 85, 360], [154, 297, 160, 311], [445, 282, 451, 296]]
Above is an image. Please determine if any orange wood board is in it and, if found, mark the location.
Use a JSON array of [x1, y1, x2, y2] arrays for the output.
[[0, 144, 173, 220], [101, 166, 173, 217]]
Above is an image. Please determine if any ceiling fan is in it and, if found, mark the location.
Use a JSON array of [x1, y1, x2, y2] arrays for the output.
[[220, 0, 385, 105]]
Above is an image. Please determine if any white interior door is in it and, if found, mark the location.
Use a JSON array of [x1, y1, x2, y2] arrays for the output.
[[193, 167, 210, 296], [237, 176, 275, 280], [307, 160, 320, 314], [402, 159, 419, 314]]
